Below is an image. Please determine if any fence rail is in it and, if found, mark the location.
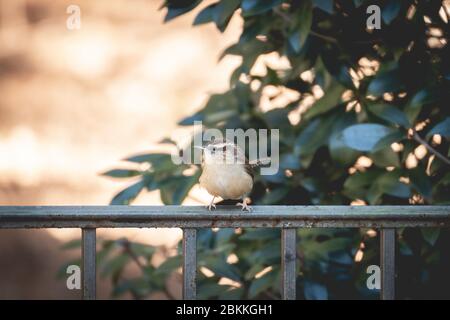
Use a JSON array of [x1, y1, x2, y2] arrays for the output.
[[1, 205, 449, 300]]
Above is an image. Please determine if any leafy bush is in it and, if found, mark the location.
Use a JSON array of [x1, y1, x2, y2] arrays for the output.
[[65, 0, 450, 299]]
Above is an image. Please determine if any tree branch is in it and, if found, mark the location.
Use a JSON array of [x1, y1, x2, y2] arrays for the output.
[[309, 30, 338, 43], [412, 129, 450, 166]]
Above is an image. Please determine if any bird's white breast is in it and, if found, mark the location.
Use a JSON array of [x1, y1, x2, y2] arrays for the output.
[[199, 163, 253, 200]]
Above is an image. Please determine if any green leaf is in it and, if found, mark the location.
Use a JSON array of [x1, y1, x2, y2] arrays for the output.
[[240, 228, 280, 241], [110, 180, 145, 205], [404, 89, 436, 124], [372, 171, 411, 200], [329, 133, 359, 166], [244, 264, 265, 280], [154, 256, 182, 276], [193, 0, 240, 31], [421, 228, 440, 246], [178, 114, 204, 126], [295, 115, 337, 166], [206, 261, 242, 282], [213, 0, 241, 30], [163, 0, 202, 22], [404, 104, 422, 125], [125, 153, 172, 164], [101, 255, 130, 277], [97, 241, 116, 265], [344, 170, 381, 190], [370, 146, 400, 168], [60, 238, 81, 250], [303, 82, 345, 120], [241, 0, 283, 16], [197, 283, 233, 299], [409, 89, 436, 109], [382, 0, 401, 25], [342, 124, 395, 152], [304, 280, 328, 300], [313, 0, 333, 14], [111, 278, 146, 298], [426, 117, 450, 139], [438, 172, 450, 186], [248, 241, 281, 264], [260, 187, 290, 204], [218, 287, 244, 300], [372, 131, 405, 152], [409, 168, 432, 198], [280, 154, 301, 170], [193, 3, 215, 25], [159, 172, 200, 204], [367, 170, 411, 203], [367, 104, 410, 127], [321, 49, 354, 88], [130, 243, 156, 259], [213, 230, 235, 251], [101, 169, 141, 178], [248, 271, 275, 298], [367, 69, 404, 96], [399, 241, 413, 256], [328, 113, 360, 166], [288, 2, 313, 53], [159, 137, 177, 145], [179, 90, 240, 126]]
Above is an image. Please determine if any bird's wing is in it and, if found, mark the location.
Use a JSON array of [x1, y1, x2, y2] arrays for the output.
[[244, 162, 254, 179]]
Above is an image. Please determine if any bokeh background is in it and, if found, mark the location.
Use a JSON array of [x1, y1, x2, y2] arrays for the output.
[[1, 0, 449, 300], [0, 0, 240, 299]]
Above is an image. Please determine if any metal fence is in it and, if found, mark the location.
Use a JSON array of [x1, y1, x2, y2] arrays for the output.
[[1, 205, 449, 300]]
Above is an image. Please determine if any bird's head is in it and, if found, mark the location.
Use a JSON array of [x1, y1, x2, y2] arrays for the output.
[[195, 140, 245, 165]]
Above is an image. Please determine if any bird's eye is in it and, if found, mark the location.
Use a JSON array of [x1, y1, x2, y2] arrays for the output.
[[223, 146, 227, 151]]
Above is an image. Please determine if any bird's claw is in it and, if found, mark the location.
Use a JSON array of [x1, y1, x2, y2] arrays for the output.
[[236, 201, 252, 212], [207, 203, 216, 211]]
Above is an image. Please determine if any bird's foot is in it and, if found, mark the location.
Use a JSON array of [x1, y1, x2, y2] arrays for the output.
[[206, 197, 216, 211], [207, 202, 216, 211], [236, 200, 252, 212]]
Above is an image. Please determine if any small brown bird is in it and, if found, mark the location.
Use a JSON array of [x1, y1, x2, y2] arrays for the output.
[[197, 139, 255, 211]]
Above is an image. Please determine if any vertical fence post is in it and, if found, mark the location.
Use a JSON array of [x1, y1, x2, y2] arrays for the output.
[[281, 228, 297, 300], [82, 228, 96, 300], [182, 228, 197, 300], [380, 228, 396, 300]]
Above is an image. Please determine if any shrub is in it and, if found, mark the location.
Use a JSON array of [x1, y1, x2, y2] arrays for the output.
[[65, 0, 450, 299]]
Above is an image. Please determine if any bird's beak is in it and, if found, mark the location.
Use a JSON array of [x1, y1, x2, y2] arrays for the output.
[[194, 146, 205, 150]]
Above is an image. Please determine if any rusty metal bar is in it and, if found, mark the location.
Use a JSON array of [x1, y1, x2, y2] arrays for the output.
[[1, 206, 449, 228], [380, 228, 396, 300], [281, 228, 296, 300], [182, 228, 197, 300], [82, 228, 96, 300]]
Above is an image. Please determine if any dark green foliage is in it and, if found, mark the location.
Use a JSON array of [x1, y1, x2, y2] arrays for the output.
[[64, 0, 450, 299]]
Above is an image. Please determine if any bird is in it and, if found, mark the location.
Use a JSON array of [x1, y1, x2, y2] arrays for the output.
[[196, 139, 266, 212]]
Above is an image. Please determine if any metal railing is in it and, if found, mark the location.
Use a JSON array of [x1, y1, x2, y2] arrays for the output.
[[1, 205, 449, 300]]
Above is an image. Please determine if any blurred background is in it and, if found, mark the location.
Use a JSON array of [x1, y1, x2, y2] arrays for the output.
[[0, 0, 240, 299], [1, 0, 449, 300]]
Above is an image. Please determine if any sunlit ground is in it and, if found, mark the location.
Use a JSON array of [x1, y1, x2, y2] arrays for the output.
[[0, 0, 241, 298]]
